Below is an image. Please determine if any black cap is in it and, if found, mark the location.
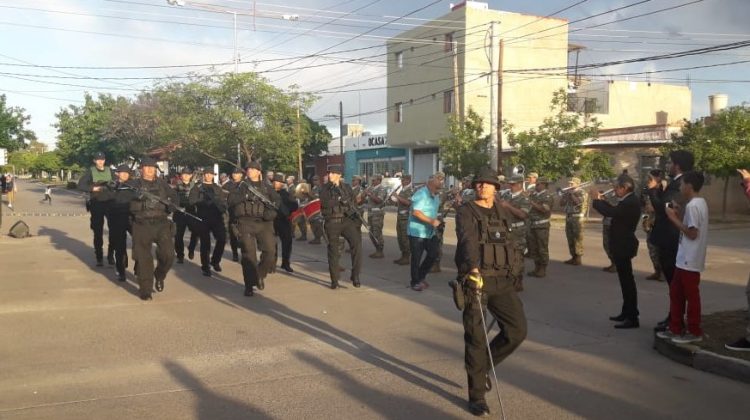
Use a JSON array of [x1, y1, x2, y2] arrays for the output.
[[93, 151, 106, 160], [140, 157, 158, 167], [180, 167, 193, 175], [471, 167, 503, 189], [115, 164, 131, 173], [244, 161, 262, 171], [232, 167, 243, 174], [272, 173, 285, 183], [327, 165, 343, 174]]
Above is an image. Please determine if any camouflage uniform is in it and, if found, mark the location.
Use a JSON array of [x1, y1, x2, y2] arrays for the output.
[[366, 179, 388, 256], [642, 194, 662, 279], [394, 182, 414, 263], [308, 183, 325, 244], [507, 187, 531, 290], [527, 186, 554, 277], [560, 182, 587, 264]]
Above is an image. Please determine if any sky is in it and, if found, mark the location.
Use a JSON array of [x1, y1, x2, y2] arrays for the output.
[[1, 0, 749, 148]]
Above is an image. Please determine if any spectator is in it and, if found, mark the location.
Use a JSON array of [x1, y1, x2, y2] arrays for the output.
[[657, 171, 709, 344], [1, 173, 6, 193], [407, 173, 443, 291], [725, 168, 750, 352], [6, 174, 15, 209], [40, 185, 52, 205]]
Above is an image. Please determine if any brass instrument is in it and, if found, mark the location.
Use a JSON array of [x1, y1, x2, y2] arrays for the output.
[[294, 182, 310, 199], [601, 188, 616, 198], [556, 181, 593, 196], [497, 188, 511, 200], [512, 164, 525, 176]]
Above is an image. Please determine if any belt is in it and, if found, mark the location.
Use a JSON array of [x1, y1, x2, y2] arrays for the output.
[[326, 217, 344, 223], [134, 217, 168, 224], [511, 221, 526, 228], [566, 213, 584, 218], [238, 216, 265, 222], [532, 219, 550, 225], [398, 209, 409, 215], [369, 208, 383, 213]]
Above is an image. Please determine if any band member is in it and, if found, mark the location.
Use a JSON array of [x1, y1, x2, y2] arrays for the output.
[[227, 161, 279, 296], [503, 175, 530, 291], [319, 166, 362, 289], [308, 175, 325, 244], [454, 167, 526, 416], [225, 167, 245, 261], [109, 165, 136, 282], [559, 177, 588, 265], [392, 174, 414, 265], [364, 174, 387, 258], [642, 170, 664, 280], [173, 168, 197, 264], [129, 157, 179, 301], [407, 173, 443, 291], [592, 174, 642, 329], [77, 151, 115, 266], [524, 171, 538, 258], [273, 173, 298, 273], [189, 170, 228, 277], [527, 177, 554, 278]]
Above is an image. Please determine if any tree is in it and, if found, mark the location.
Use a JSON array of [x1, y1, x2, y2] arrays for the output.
[[31, 151, 63, 178], [578, 151, 616, 184], [665, 105, 750, 220], [0, 94, 36, 152], [55, 93, 122, 167], [439, 107, 491, 179], [504, 89, 601, 181], [301, 115, 332, 160]]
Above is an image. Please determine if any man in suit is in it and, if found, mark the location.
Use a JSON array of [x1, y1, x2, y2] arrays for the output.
[[592, 174, 642, 329], [648, 150, 694, 331]]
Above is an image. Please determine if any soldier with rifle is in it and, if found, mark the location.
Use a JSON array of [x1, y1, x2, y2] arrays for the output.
[[78, 151, 115, 267], [109, 165, 137, 282], [189, 170, 228, 277], [173, 168, 198, 264]]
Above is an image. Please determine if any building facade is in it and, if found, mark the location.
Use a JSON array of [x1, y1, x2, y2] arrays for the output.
[[343, 133, 407, 183]]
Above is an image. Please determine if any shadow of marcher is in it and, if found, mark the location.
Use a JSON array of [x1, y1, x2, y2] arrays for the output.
[[169, 269, 465, 410], [295, 351, 464, 419], [163, 361, 272, 420], [37, 226, 140, 297]]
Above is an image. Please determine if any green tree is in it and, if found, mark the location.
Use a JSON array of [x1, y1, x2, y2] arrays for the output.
[[8, 150, 37, 174], [504, 89, 601, 181], [31, 151, 63, 178], [664, 105, 750, 219], [578, 151, 616, 183], [439, 107, 491, 178], [55, 93, 122, 167], [0, 94, 36, 152]]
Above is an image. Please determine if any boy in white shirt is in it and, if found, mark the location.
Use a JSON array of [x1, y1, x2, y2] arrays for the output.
[[658, 171, 708, 344]]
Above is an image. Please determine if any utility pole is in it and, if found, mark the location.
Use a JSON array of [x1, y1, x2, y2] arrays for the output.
[[489, 21, 498, 171], [452, 39, 460, 119], [339, 101, 344, 158], [497, 37, 504, 172], [297, 102, 302, 180]]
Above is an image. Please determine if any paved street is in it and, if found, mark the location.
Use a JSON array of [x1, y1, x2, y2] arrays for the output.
[[1, 179, 749, 419]]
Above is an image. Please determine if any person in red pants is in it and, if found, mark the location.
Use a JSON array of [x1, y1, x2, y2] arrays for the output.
[[657, 171, 709, 344]]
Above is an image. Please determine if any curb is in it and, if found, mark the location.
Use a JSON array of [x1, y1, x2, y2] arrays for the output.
[[653, 334, 750, 384]]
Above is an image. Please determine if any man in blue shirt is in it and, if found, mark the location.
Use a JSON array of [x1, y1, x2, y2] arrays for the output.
[[408, 173, 444, 291]]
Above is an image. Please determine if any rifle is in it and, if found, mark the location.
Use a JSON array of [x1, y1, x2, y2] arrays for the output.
[[196, 182, 227, 212], [116, 183, 203, 222], [334, 185, 381, 248], [240, 181, 278, 211]]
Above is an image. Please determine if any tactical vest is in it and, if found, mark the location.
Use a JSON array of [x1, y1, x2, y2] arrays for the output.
[[322, 184, 351, 219], [466, 201, 516, 278], [175, 182, 192, 208], [232, 183, 273, 221], [130, 179, 170, 220], [90, 166, 112, 184]]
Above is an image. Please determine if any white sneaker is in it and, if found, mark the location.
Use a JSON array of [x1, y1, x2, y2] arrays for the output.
[[656, 330, 678, 340], [672, 333, 703, 344]]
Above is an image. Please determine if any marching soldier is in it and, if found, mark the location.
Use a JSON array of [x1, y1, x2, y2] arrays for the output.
[[559, 177, 588, 265], [601, 183, 619, 273], [524, 171, 539, 258], [225, 167, 245, 261], [364, 174, 387, 258], [308, 175, 325, 244], [129, 157, 179, 301], [173, 168, 197, 264], [392, 174, 414, 265], [109, 165, 136, 282], [189, 170, 228, 277], [503, 175, 531, 291], [273, 173, 298, 273], [319, 166, 362, 289], [78, 151, 115, 267], [227, 161, 280, 297], [453, 167, 527, 417], [527, 177, 554, 278]]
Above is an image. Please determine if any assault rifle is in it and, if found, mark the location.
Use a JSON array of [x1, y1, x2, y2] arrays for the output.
[[240, 181, 278, 211], [115, 183, 203, 222], [334, 185, 381, 248]]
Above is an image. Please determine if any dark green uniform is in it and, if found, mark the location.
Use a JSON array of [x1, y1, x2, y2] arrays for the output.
[[366, 182, 387, 255], [129, 177, 178, 300], [560, 188, 588, 262], [394, 183, 415, 263], [78, 166, 115, 265], [320, 182, 362, 289], [173, 180, 197, 262], [527, 189, 554, 277], [309, 184, 325, 244], [110, 179, 136, 280], [507, 191, 531, 290]]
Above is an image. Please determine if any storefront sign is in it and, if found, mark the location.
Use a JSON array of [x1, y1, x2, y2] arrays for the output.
[[346, 134, 388, 151]]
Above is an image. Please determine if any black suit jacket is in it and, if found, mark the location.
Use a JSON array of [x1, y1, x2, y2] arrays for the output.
[[647, 175, 681, 250], [593, 193, 641, 260]]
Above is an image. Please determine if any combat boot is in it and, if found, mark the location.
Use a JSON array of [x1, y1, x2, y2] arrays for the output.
[[603, 264, 616, 272], [527, 264, 539, 277], [369, 250, 384, 259], [534, 265, 547, 278], [393, 254, 410, 265], [563, 257, 575, 265], [309, 238, 322, 245], [430, 264, 441, 273], [572, 256, 582, 266], [330, 279, 339, 289]]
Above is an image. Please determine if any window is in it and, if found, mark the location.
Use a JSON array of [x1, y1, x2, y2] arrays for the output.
[[395, 102, 403, 123], [444, 32, 454, 52], [443, 90, 454, 114], [395, 51, 403, 69]]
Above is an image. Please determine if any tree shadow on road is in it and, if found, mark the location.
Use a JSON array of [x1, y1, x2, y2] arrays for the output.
[[163, 360, 272, 420], [37, 226, 140, 297]]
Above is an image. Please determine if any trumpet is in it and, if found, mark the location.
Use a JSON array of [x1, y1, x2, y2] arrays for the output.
[[556, 181, 593, 196], [601, 188, 616, 198], [497, 188, 511, 200]]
